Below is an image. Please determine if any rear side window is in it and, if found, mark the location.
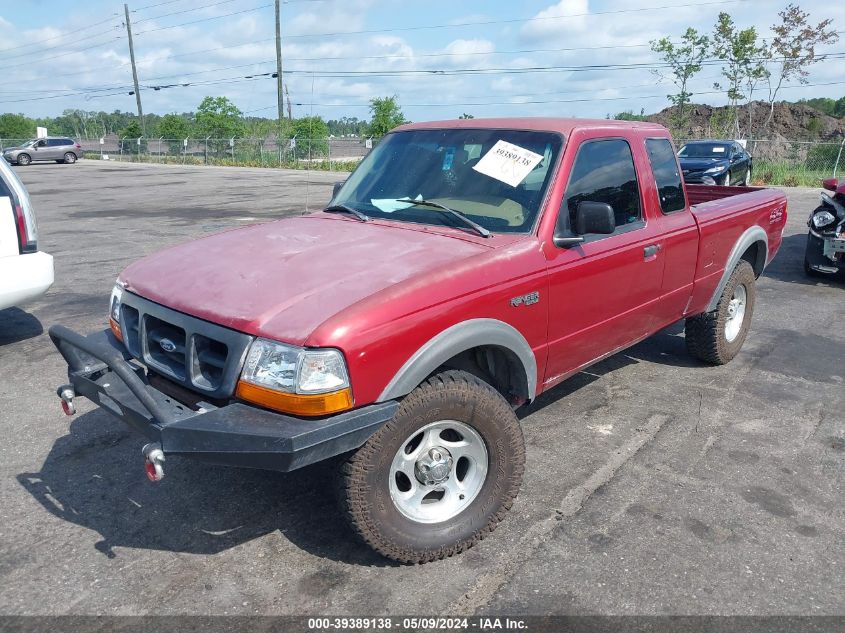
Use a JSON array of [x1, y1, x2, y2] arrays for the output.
[[560, 138, 642, 233], [645, 138, 686, 214]]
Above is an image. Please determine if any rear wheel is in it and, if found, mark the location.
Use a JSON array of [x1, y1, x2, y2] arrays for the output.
[[63, 152, 77, 164], [685, 260, 756, 365], [17, 153, 31, 166], [338, 370, 525, 563]]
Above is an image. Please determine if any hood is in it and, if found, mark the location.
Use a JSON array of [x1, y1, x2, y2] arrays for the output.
[[679, 157, 728, 171], [120, 215, 492, 345]]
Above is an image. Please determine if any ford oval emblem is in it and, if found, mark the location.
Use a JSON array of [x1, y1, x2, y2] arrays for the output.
[[159, 338, 177, 353]]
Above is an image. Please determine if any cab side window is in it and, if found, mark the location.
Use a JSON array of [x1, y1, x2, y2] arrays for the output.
[[558, 138, 642, 236], [645, 138, 686, 213]]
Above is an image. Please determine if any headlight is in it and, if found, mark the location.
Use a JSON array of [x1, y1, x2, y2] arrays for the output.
[[237, 338, 352, 416], [704, 166, 726, 174], [109, 282, 123, 340], [811, 210, 836, 229]]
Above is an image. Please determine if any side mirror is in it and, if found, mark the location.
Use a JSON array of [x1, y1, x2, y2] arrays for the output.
[[553, 201, 616, 248], [332, 180, 345, 200], [822, 177, 838, 191]]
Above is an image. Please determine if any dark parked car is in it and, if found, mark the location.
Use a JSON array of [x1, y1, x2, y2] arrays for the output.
[[3, 137, 82, 166], [678, 140, 752, 186]]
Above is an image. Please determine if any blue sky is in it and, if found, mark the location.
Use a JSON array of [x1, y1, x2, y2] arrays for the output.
[[1, 0, 843, 123]]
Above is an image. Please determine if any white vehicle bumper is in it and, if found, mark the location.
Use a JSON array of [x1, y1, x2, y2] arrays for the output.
[[0, 251, 54, 310]]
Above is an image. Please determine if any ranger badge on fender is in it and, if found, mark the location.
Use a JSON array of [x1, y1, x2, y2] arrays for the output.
[[511, 291, 539, 307]]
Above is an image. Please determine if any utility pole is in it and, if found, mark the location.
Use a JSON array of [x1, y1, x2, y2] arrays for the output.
[[124, 3, 145, 136], [274, 0, 284, 129]]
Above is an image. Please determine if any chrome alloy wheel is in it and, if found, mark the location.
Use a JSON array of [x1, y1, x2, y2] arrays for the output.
[[725, 284, 747, 343], [389, 420, 488, 524]]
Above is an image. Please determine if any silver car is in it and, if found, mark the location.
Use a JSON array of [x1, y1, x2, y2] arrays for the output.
[[3, 137, 82, 166]]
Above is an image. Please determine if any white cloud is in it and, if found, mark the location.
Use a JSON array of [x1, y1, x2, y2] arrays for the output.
[[521, 0, 591, 41], [440, 39, 495, 67]]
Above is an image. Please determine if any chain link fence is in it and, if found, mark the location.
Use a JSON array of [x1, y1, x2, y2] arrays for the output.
[[3, 135, 844, 186], [0, 136, 374, 172]]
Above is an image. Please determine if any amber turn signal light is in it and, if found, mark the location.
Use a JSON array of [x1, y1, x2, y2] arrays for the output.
[[109, 317, 123, 342], [235, 380, 353, 417]]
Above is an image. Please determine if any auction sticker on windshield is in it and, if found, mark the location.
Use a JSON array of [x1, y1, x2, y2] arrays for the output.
[[472, 140, 543, 187]]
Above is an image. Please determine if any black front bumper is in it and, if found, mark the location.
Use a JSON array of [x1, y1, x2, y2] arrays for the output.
[[805, 231, 845, 274], [49, 325, 398, 472]]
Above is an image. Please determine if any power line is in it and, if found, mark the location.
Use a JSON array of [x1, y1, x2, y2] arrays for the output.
[[0, 22, 123, 61], [281, 0, 747, 40], [133, 0, 188, 12], [3, 49, 841, 102], [134, 0, 239, 24], [0, 15, 121, 54], [133, 3, 273, 35], [0, 34, 125, 71], [4, 66, 842, 107]]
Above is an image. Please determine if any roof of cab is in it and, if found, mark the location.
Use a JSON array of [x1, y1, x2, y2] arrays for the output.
[[394, 117, 668, 136]]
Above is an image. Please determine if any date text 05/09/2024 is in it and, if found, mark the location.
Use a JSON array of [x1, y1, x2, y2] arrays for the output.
[[306, 617, 528, 630]]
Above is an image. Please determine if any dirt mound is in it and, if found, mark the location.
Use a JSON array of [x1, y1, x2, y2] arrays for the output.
[[647, 101, 845, 141]]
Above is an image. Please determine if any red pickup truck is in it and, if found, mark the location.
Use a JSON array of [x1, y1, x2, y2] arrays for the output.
[[51, 118, 787, 563]]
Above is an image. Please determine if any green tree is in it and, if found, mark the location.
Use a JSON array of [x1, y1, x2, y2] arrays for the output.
[[366, 96, 406, 138], [195, 96, 246, 154], [613, 109, 648, 122], [651, 28, 710, 135], [712, 12, 768, 136], [459, 113, 475, 119], [766, 3, 839, 129], [290, 116, 329, 160], [119, 120, 145, 153], [835, 96, 845, 118], [0, 113, 35, 141], [157, 113, 192, 153]]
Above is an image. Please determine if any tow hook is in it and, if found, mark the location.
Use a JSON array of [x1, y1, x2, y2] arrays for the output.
[[57, 385, 76, 416], [142, 443, 165, 482]]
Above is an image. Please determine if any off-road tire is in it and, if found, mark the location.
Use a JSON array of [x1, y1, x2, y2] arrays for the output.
[[338, 369, 525, 564], [63, 152, 77, 164], [17, 153, 31, 166], [685, 260, 756, 365]]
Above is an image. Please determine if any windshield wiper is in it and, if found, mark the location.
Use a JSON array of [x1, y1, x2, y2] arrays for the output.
[[323, 204, 369, 222], [394, 198, 491, 238]]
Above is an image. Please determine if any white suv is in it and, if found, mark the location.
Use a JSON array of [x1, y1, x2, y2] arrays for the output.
[[0, 158, 53, 310]]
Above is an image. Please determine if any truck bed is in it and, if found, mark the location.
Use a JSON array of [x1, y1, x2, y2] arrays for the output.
[[686, 183, 766, 207], [685, 183, 788, 317]]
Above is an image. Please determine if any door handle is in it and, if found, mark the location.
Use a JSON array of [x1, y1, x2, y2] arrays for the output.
[[643, 244, 662, 259]]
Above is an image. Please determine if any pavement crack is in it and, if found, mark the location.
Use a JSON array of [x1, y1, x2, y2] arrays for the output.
[[449, 412, 671, 614]]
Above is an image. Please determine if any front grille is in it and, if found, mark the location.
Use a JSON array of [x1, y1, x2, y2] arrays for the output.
[[118, 291, 253, 399]]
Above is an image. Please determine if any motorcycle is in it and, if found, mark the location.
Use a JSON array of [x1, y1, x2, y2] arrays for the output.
[[805, 177, 845, 277]]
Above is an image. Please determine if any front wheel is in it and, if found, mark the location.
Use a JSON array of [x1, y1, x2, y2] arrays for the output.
[[63, 152, 77, 164], [685, 260, 756, 365], [742, 168, 751, 186], [338, 370, 525, 563], [720, 171, 731, 186], [17, 153, 31, 166]]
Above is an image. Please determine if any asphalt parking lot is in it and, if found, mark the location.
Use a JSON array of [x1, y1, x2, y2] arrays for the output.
[[0, 160, 842, 616]]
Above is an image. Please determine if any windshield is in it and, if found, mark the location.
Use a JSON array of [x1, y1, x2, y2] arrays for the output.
[[333, 128, 563, 234], [678, 142, 730, 158]]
